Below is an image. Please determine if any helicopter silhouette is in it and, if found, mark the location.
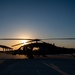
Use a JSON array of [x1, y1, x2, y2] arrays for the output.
[[0, 38, 75, 58]]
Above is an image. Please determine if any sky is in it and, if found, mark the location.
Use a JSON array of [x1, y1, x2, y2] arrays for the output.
[[0, 0, 75, 49]]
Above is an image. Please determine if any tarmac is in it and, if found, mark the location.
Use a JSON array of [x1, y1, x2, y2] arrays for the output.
[[0, 58, 75, 75]]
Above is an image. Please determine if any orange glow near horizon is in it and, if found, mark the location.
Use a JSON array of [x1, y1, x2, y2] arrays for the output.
[[21, 40, 28, 45], [11, 40, 29, 50]]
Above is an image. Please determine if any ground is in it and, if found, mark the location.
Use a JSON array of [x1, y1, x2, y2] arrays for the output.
[[0, 58, 75, 75]]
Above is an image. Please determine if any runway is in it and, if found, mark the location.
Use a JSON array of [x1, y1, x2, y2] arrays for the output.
[[0, 58, 75, 75]]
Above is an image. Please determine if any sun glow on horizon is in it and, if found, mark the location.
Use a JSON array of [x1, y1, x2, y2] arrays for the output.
[[21, 40, 28, 45]]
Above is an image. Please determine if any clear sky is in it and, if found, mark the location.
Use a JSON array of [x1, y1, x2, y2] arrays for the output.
[[0, 0, 75, 49]]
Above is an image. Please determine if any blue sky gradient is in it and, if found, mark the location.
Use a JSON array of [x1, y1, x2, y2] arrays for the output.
[[0, 0, 75, 48]]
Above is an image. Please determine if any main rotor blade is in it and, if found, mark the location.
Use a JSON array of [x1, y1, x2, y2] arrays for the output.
[[0, 38, 32, 40], [26, 39, 41, 43], [0, 38, 75, 40], [42, 38, 75, 40], [12, 43, 24, 47]]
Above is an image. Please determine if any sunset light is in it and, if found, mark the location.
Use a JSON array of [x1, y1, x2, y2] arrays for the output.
[[21, 40, 28, 45], [0, 0, 75, 74]]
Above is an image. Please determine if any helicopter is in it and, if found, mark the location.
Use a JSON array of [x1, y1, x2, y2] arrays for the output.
[[0, 38, 75, 58], [1, 38, 75, 58]]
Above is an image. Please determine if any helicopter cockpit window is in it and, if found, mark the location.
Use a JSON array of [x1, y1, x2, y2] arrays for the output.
[[33, 47, 39, 51], [20, 46, 23, 50]]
